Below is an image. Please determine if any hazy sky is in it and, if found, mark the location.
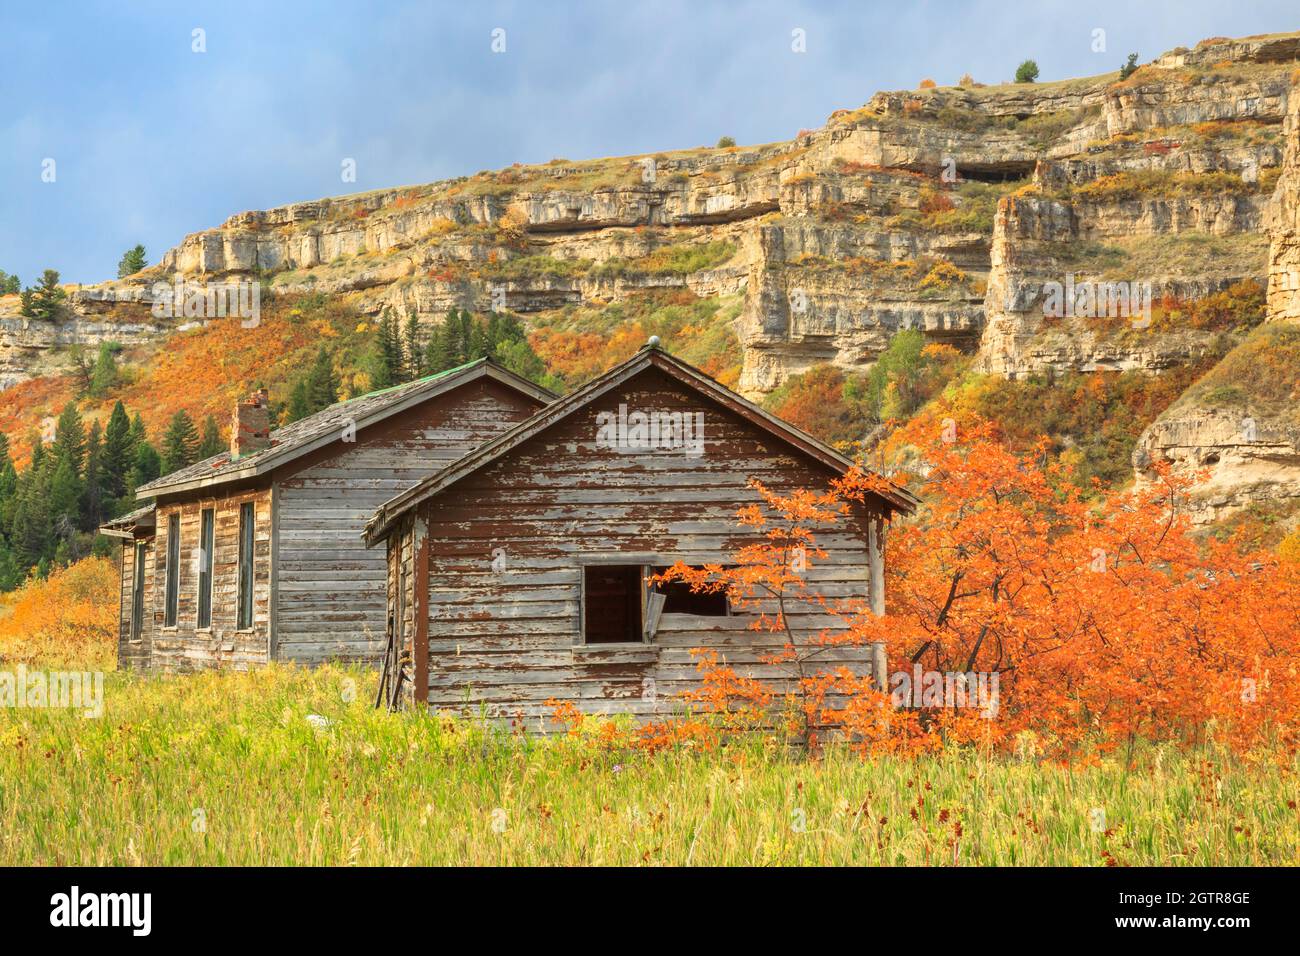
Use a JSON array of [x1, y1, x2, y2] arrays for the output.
[[2, 0, 1296, 284]]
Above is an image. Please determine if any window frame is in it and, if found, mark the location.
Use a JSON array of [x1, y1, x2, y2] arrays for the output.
[[163, 514, 180, 628], [196, 507, 215, 630], [577, 557, 656, 647], [130, 541, 146, 642], [236, 501, 255, 631]]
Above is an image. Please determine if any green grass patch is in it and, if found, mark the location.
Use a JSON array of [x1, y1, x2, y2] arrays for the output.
[[1, 665, 1295, 865], [591, 241, 737, 279]]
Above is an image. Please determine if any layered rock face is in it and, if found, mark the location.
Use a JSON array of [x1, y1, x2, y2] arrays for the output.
[[1133, 71, 1300, 524], [1, 31, 1297, 428]]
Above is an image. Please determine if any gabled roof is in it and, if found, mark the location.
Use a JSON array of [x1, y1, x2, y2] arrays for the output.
[[363, 345, 918, 544], [99, 503, 157, 539], [136, 358, 555, 499]]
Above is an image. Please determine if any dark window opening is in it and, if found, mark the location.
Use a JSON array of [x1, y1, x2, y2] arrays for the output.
[[654, 573, 729, 616], [237, 502, 254, 630], [197, 508, 214, 629], [164, 514, 180, 627], [130, 542, 146, 641], [583, 565, 644, 644]]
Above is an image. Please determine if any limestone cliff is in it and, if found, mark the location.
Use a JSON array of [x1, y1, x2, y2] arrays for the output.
[[2, 30, 1299, 525], [1133, 63, 1300, 524]]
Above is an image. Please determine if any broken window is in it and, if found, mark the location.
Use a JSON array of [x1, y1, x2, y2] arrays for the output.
[[653, 570, 729, 616], [581, 563, 732, 645]]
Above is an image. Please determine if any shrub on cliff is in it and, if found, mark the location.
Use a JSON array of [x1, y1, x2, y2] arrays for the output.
[[1015, 59, 1039, 83]]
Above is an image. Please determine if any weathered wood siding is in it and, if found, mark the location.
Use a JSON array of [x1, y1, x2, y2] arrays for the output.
[[411, 367, 887, 722], [151, 489, 273, 672], [274, 379, 542, 664], [116, 537, 155, 670]]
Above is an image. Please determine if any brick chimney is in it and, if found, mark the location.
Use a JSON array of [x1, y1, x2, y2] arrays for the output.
[[230, 388, 270, 461]]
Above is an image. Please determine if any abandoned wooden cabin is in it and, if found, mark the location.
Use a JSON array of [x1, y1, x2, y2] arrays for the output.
[[99, 359, 553, 671], [363, 344, 917, 721]]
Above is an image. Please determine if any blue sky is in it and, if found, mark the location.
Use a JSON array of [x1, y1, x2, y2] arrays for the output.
[[2, 0, 1296, 285]]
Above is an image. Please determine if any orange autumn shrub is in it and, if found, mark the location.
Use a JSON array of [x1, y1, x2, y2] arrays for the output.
[[0, 557, 118, 668], [653, 415, 1300, 760]]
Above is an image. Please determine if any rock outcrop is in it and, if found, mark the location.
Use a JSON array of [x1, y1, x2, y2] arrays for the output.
[[1133, 69, 1300, 524]]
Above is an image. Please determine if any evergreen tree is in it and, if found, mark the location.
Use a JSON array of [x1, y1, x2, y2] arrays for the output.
[[117, 244, 148, 278], [81, 421, 103, 530], [304, 348, 340, 412], [457, 310, 473, 364], [1015, 59, 1040, 83], [88, 343, 119, 396], [101, 401, 134, 506], [0, 434, 16, 544], [197, 414, 223, 460], [128, 411, 147, 449], [286, 378, 312, 423], [49, 454, 82, 532], [51, 402, 87, 477], [467, 315, 490, 362], [18, 269, 67, 321], [131, 440, 161, 490], [403, 311, 424, 381], [0, 541, 22, 591], [423, 309, 458, 373], [11, 461, 52, 566], [370, 309, 402, 390], [161, 410, 200, 474]]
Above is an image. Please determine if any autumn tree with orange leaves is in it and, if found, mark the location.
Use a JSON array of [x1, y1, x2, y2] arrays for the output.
[[652, 415, 1300, 761]]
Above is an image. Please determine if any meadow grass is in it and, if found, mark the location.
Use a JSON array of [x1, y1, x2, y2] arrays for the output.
[[0, 665, 1296, 866]]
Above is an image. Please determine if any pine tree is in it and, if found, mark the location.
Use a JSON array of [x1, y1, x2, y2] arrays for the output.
[[161, 410, 200, 474], [101, 401, 134, 506], [117, 244, 148, 278], [128, 411, 147, 448], [472, 315, 494, 362], [304, 348, 340, 412], [131, 440, 161, 490], [18, 269, 67, 321], [0, 540, 22, 591], [286, 379, 312, 423], [197, 414, 223, 459], [81, 420, 103, 530], [403, 312, 424, 381], [457, 310, 473, 364], [0, 434, 17, 539], [370, 309, 402, 390], [11, 462, 52, 566], [51, 402, 87, 476], [88, 343, 118, 396], [424, 309, 458, 373]]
